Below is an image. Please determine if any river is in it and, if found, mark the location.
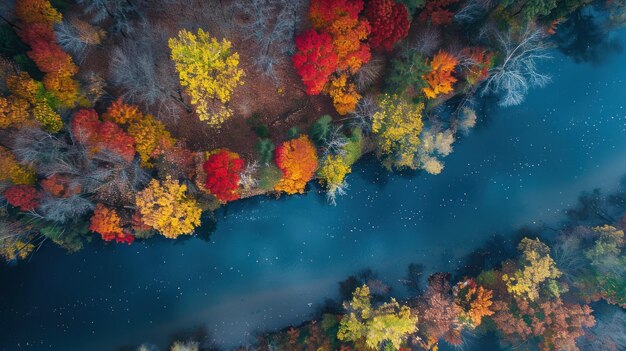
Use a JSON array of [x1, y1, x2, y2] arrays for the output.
[[1, 27, 625, 351]]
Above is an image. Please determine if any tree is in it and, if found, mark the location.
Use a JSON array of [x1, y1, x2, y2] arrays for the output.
[[203, 149, 244, 202], [419, 0, 460, 25], [71, 109, 136, 163], [274, 135, 318, 194], [89, 203, 134, 244], [453, 278, 494, 327], [417, 128, 455, 174], [103, 98, 142, 125], [325, 73, 361, 115], [135, 176, 201, 239], [54, 18, 106, 63], [3, 185, 39, 211], [0, 96, 30, 128], [308, 0, 371, 72], [386, 51, 430, 96], [423, 50, 458, 99], [418, 273, 463, 348], [502, 237, 562, 301], [168, 28, 245, 127], [501, 0, 558, 22], [32, 100, 62, 132], [338, 284, 418, 350], [318, 154, 351, 205], [292, 29, 338, 95], [481, 25, 551, 107], [364, 0, 411, 52], [127, 113, 174, 167], [0, 146, 35, 185], [371, 94, 424, 170], [459, 47, 493, 86], [14, 0, 62, 27]]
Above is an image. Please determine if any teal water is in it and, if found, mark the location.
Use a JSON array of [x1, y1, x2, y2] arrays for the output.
[[1, 29, 626, 351]]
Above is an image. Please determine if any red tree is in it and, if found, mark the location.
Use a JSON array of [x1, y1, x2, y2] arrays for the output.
[[419, 0, 460, 25], [293, 30, 339, 95], [89, 204, 134, 244], [364, 0, 410, 52], [203, 149, 244, 202], [3, 185, 39, 211], [71, 109, 136, 163]]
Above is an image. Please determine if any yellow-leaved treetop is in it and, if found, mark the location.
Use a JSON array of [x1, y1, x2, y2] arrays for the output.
[[371, 94, 424, 170], [338, 284, 418, 350], [318, 155, 351, 191], [168, 28, 245, 127], [135, 176, 202, 239], [502, 237, 562, 301]]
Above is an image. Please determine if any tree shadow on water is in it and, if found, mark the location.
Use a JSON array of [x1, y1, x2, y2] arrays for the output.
[[554, 7, 623, 66]]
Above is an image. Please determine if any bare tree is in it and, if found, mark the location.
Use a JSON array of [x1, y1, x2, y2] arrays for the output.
[[354, 56, 385, 92], [326, 180, 348, 206], [110, 25, 189, 116], [409, 24, 441, 57], [77, 0, 145, 37], [348, 95, 379, 133], [481, 25, 552, 107], [323, 126, 349, 158], [55, 19, 106, 63], [454, 0, 497, 23], [234, 0, 306, 83]]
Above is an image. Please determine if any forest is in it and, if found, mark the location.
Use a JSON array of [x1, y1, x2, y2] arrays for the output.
[[0, 0, 625, 350]]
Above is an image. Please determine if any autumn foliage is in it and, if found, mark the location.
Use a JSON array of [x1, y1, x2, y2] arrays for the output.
[[292, 30, 339, 95], [274, 135, 319, 194], [15, 0, 80, 106], [460, 47, 493, 85], [423, 50, 458, 99], [0, 146, 35, 185], [89, 204, 134, 244], [203, 149, 244, 202], [103, 98, 142, 125], [324, 73, 361, 115], [3, 185, 39, 211], [71, 109, 136, 163], [135, 176, 201, 239], [419, 0, 460, 25], [364, 0, 411, 52]]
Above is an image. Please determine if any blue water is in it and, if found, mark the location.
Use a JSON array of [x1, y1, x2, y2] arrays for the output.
[[1, 30, 626, 351]]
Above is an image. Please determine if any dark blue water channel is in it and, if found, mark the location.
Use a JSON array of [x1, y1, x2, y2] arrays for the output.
[[1, 28, 626, 351]]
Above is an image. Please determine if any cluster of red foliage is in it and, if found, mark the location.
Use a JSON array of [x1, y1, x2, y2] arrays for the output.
[[292, 30, 339, 95], [460, 47, 493, 85], [3, 185, 39, 211], [71, 109, 136, 163], [203, 149, 244, 202], [419, 0, 460, 25], [364, 0, 410, 52], [15, 0, 79, 106], [294, 0, 372, 97], [89, 204, 134, 244]]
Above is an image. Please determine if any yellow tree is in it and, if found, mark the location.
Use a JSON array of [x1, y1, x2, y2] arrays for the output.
[[338, 284, 418, 350], [371, 94, 424, 170], [135, 176, 202, 239], [502, 237, 562, 301], [0, 146, 35, 185], [168, 29, 245, 127], [324, 73, 361, 115]]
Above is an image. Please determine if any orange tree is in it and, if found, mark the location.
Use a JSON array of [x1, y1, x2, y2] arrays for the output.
[[423, 50, 458, 99], [89, 204, 134, 244], [274, 135, 319, 194]]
